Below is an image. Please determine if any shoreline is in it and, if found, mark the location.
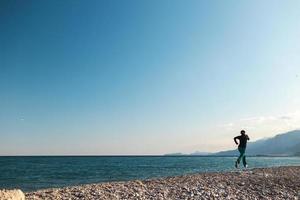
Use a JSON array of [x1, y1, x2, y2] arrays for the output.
[[25, 166, 300, 199]]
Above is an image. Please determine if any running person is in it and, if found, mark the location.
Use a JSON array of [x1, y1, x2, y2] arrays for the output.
[[234, 130, 250, 168]]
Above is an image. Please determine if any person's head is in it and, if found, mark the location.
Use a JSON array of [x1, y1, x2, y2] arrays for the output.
[[241, 130, 246, 135]]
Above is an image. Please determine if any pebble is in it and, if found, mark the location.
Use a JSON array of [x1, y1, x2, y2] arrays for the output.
[[25, 166, 300, 200]]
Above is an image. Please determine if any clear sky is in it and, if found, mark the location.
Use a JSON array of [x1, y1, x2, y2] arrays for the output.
[[1, 0, 300, 155]]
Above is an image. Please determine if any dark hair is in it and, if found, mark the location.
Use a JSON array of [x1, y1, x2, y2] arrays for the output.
[[241, 130, 246, 135]]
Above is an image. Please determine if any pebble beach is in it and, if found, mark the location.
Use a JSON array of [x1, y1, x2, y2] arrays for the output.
[[25, 166, 300, 200]]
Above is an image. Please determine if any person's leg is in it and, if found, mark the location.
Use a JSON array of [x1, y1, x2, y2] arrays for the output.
[[242, 155, 247, 166], [237, 147, 245, 164]]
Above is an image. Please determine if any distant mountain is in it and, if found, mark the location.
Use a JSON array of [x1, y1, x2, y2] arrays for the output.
[[164, 151, 212, 156], [164, 152, 185, 156], [215, 130, 300, 156], [190, 151, 213, 156]]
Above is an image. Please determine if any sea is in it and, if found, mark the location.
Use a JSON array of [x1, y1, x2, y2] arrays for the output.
[[1, 156, 300, 192]]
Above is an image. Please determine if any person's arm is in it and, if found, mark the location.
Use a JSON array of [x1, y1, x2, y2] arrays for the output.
[[246, 135, 250, 140], [234, 136, 239, 145]]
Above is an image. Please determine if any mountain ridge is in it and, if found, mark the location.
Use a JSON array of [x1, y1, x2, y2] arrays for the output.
[[215, 130, 300, 156], [165, 130, 300, 156]]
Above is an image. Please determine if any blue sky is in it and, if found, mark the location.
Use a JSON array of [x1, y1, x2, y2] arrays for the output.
[[1, 0, 300, 155]]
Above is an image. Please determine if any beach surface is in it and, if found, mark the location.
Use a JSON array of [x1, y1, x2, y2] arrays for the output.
[[26, 166, 300, 200]]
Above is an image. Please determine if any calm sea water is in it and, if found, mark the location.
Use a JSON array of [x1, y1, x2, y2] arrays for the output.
[[1, 156, 300, 192]]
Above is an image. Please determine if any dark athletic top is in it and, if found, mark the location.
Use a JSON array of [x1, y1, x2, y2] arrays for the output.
[[234, 134, 249, 148]]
